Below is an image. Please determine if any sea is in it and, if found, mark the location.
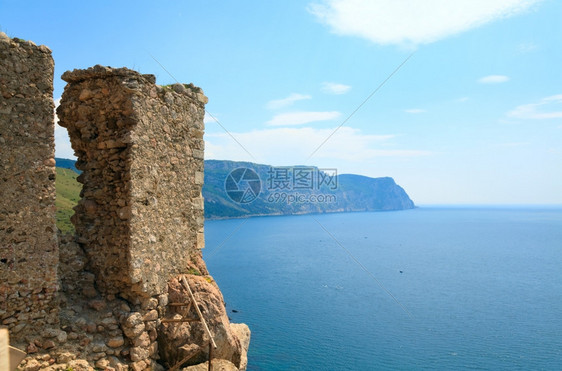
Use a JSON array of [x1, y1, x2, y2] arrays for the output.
[[203, 207, 562, 370]]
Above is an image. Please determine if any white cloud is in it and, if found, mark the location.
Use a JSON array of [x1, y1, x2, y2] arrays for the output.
[[266, 93, 312, 109], [478, 75, 510, 84], [308, 0, 541, 47], [266, 111, 341, 126], [54, 98, 60, 123], [321, 82, 351, 95], [205, 126, 430, 165], [507, 94, 562, 120], [53, 98, 75, 159], [55, 123, 74, 159], [543, 95, 562, 102], [497, 142, 529, 147], [405, 108, 426, 114], [457, 97, 470, 102], [517, 41, 539, 53], [204, 112, 216, 124]]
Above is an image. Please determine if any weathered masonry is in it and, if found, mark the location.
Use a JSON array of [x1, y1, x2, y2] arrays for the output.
[[0, 34, 59, 342], [57, 66, 207, 300], [0, 32, 249, 370]]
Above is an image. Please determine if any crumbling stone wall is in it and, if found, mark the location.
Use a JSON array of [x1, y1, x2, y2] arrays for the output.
[[1, 38, 250, 369], [56, 66, 248, 370], [57, 65, 206, 299], [0, 33, 59, 342]]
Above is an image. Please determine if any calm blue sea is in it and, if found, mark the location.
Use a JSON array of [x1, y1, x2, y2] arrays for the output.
[[204, 207, 562, 370]]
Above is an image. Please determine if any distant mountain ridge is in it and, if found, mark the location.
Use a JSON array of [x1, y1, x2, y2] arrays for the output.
[[203, 160, 414, 219], [55, 158, 415, 220], [55, 158, 79, 173]]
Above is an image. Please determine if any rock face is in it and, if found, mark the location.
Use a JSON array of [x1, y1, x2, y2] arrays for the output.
[[57, 65, 207, 299], [158, 275, 246, 368], [0, 32, 59, 343], [230, 323, 251, 371], [183, 358, 239, 371]]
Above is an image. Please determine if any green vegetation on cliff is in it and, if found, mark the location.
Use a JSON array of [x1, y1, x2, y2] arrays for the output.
[[55, 167, 80, 233]]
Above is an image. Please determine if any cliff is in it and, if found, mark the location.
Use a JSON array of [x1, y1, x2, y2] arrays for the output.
[[203, 160, 415, 219]]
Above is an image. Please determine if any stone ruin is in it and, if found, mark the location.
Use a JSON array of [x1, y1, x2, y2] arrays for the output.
[[0, 33, 250, 371], [0, 33, 59, 340], [57, 65, 207, 299]]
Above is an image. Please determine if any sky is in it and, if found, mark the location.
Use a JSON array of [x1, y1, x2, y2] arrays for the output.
[[2, 0, 561, 205]]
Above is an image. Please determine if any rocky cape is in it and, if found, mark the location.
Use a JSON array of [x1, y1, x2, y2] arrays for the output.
[[56, 158, 415, 220]]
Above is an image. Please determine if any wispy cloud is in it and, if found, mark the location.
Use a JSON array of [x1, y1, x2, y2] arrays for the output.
[[517, 41, 539, 53], [54, 98, 60, 125], [204, 112, 217, 124], [321, 82, 351, 95], [478, 75, 510, 84], [266, 93, 312, 109], [497, 142, 529, 147], [266, 111, 341, 126], [457, 97, 470, 102], [308, 0, 542, 47], [405, 108, 426, 114], [507, 94, 562, 119], [205, 126, 430, 164], [53, 98, 75, 159]]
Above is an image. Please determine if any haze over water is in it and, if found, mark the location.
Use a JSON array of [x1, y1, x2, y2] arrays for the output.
[[205, 207, 562, 370]]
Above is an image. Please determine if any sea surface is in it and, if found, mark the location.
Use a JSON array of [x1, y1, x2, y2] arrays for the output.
[[203, 207, 562, 370]]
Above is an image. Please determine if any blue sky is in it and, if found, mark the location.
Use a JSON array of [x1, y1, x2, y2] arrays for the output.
[[2, 0, 561, 204]]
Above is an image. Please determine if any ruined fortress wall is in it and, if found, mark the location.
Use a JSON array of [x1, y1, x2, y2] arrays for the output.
[[0, 34, 58, 339], [0, 48, 249, 369], [57, 66, 207, 299]]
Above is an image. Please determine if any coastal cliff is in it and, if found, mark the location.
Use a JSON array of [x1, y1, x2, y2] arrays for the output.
[[203, 160, 415, 219]]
